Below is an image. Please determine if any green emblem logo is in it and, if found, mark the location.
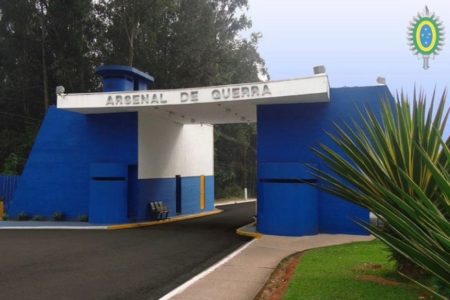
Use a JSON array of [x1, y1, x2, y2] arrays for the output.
[[408, 6, 445, 69]]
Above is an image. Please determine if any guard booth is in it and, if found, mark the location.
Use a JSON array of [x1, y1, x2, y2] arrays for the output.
[[258, 163, 318, 236], [89, 163, 128, 224], [8, 64, 391, 236]]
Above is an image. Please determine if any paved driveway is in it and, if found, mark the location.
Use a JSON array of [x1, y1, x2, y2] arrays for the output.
[[0, 203, 254, 300]]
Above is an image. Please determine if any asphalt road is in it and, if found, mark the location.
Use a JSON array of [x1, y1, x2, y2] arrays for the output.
[[0, 202, 254, 300]]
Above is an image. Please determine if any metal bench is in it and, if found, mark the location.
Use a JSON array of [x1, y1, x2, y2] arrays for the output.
[[149, 201, 169, 220]]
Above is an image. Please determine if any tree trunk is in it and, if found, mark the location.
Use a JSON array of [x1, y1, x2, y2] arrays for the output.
[[80, 23, 85, 92], [128, 25, 136, 66], [39, 1, 49, 112]]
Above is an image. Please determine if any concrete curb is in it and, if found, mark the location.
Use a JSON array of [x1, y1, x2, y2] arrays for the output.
[[0, 225, 107, 230], [107, 209, 223, 230], [215, 199, 256, 207], [236, 222, 262, 239], [0, 209, 223, 230]]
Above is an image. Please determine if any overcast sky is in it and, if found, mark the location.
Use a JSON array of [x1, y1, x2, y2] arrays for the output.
[[246, 0, 449, 100]]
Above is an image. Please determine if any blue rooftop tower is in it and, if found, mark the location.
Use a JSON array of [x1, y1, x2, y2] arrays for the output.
[[95, 65, 155, 92]]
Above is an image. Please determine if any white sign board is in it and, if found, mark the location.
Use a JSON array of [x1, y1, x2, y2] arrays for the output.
[[104, 83, 272, 107], [57, 75, 330, 114]]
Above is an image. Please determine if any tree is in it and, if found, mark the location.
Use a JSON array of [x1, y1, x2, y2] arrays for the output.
[[215, 123, 257, 198], [1, 0, 266, 197], [0, 0, 101, 173], [96, 0, 266, 88], [95, 0, 174, 70]]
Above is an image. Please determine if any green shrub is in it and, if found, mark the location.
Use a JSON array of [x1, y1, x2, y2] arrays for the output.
[[17, 212, 30, 221], [32, 215, 45, 221], [2, 153, 19, 175], [221, 184, 244, 199], [78, 214, 88, 222], [2, 213, 8, 221], [51, 211, 64, 221], [310, 91, 449, 296]]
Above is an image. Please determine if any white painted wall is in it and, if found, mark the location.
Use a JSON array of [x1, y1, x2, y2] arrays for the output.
[[138, 112, 214, 179]]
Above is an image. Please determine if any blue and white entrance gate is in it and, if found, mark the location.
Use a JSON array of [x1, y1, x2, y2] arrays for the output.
[[8, 65, 392, 235]]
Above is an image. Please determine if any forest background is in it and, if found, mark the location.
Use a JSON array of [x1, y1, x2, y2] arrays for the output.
[[0, 0, 267, 199]]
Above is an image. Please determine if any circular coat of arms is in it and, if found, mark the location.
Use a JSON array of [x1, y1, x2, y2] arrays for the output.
[[408, 6, 445, 69]]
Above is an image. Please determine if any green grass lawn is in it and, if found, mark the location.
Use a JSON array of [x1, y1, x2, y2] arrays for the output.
[[284, 240, 423, 300]]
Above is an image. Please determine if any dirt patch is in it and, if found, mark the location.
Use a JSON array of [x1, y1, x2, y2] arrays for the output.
[[363, 263, 382, 270], [356, 274, 401, 286], [254, 252, 302, 300], [352, 263, 405, 287], [352, 263, 385, 272]]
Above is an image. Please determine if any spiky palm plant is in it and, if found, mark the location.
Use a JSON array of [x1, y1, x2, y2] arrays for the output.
[[310, 91, 449, 297]]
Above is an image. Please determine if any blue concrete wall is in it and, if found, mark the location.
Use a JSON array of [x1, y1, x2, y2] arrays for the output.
[[137, 176, 214, 221], [137, 178, 175, 220], [90, 180, 128, 224], [0, 175, 20, 211], [9, 107, 137, 221], [181, 177, 202, 214], [181, 176, 214, 214], [258, 181, 319, 236], [257, 86, 393, 235]]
